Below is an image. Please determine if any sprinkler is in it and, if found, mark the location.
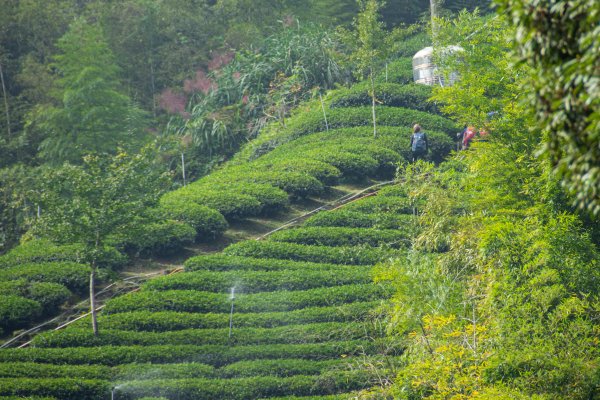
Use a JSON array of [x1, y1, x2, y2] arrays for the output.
[[228, 287, 236, 339]]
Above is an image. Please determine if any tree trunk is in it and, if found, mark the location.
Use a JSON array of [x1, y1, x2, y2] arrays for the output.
[[0, 60, 11, 138], [370, 69, 377, 138], [90, 262, 98, 336]]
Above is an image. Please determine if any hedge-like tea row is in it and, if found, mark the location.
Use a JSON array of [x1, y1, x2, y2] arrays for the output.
[[329, 82, 437, 113], [304, 210, 415, 230], [32, 322, 378, 348], [184, 255, 352, 273], [2, 340, 388, 366], [281, 106, 458, 139], [302, 150, 379, 179], [155, 201, 228, 240], [114, 372, 374, 400], [253, 158, 342, 185], [104, 284, 391, 314], [223, 241, 394, 265], [161, 189, 262, 220], [191, 181, 290, 213], [269, 227, 411, 248], [0, 262, 89, 293], [0, 294, 42, 332], [0, 362, 112, 380], [377, 184, 408, 197], [110, 219, 196, 257], [217, 358, 344, 378], [0, 280, 70, 313], [0, 239, 126, 269], [142, 268, 371, 293], [0, 378, 109, 400], [79, 301, 379, 331], [343, 195, 416, 214]]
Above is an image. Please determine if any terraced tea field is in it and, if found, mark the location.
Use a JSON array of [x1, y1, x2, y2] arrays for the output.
[[0, 57, 458, 399]]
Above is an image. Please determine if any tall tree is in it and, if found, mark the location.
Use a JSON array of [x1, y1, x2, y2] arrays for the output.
[[31, 148, 170, 335], [33, 18, 147, 165]]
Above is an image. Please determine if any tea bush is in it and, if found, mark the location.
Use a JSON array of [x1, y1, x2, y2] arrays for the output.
[[0, 239, 126, 269], [143, 268, 371, 293], [161, 189, 262, 220], [111, 220, 196, 257], [329, 83, 436, 113], [269, 227, 411, 248], [0, 262, 90, 293], [184, 255, 350, 272], [155, 201, 228, 241], [0, 362, 112, 380], [32, 322, 377, 347], [224, 241, 394, 265], [103, 284, 390, 314], [84, 301, 379, 331], [304, 210, 415, 230], [0, 295, 42, 331], [0, 378, 109, 400]]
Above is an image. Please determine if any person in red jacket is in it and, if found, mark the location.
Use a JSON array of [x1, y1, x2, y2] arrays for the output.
[[462, 126, 477, 150]]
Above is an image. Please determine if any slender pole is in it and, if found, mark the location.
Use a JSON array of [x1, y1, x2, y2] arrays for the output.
[[228, 287, 235, 339], [181, 152, 186, 186], [319, 93, 329, 132], [385, 63, 388, 83], [430, 0, 438, 42], [0, 61, 11, 138], [370, 69, 377, 138]]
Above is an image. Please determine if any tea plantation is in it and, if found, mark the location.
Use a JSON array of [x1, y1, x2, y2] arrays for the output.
[[0, 57, 458, 399]]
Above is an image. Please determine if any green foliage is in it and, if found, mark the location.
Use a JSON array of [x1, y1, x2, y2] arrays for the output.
[[0, 362, 112, 380], [343, 195, 415, 214], [103, 284, 390, 314], [496, 0, 600, 215], [0, 294, 41, 331], [0, 239, 126, 269], [0, 378, 109, 400], [25, 282, 70, 312], [33, 18, 147, 164], [80, 302, 379, 331], [143, 268, 371, 293], [161, 189, 262, 220], [253, 159, 342, 186], [269, 226, 411, 248], [1, 340, 389, 367], [184, 254, 346, 272], [32, 322, 377, 348], [155, 201, 228, 241], [304, 210, 415, 230], [224, 240, 395, 265], [0, 262, 90, 293], [329, 82, 437, 113], [110, 220, 195, 257]]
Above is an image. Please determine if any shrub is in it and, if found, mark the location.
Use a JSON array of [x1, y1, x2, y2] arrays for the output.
[[103, 284, 390, 314], [255, 158, 342, 185], [32, 322, 378, 348], [142, 268, 371, 293], [155, 201, 227, 241], [0, 378, 109, 400], [84, 301, 379, 331], [304, 210, 415, 230], [112, 220, 196, 257], [224, 241, 394, 265], [375, 57, 415, 83], [305, 150, 379, 179], [0, 262, 90, 293], [114, 372, 375, 400], [269, 227, 411, 248], [343, 196, 416, 214], [232, 171, 324, 198], [115, 363, 215, 380], [26, 282, 71, 312], [218, 359, 343, 378], [378, 184, 408, 197], [329, 83, 437, 113], [0, 239, 126, 269], [1, 340, 389, 366], [184, 255, 350, 273], [161, 189, 262, 220], [0, 295, 42, 331], [0, 362, 111, 380]]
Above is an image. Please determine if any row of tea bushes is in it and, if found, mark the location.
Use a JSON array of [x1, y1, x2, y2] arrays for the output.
[[103, 284, 391, 314], [142, 268, 372, 293], [76, 301, 380, 331], [268, 226, 411, 248], [31, 321, 379, 347], [328, 82, 437, 113], [2, 340, 390, 366], [223, 241, 396, 265], [304, 210, 415, 230], [184, 255, 354, 273]]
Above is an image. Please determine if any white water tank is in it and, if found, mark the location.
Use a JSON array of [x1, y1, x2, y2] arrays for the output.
[[412, 46, 462, 86]]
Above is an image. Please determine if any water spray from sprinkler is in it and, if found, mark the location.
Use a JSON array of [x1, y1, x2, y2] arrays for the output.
[[229, 287, 236, 339]]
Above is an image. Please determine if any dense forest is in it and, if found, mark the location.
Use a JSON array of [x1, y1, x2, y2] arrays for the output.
[[0, 0, 598, 399]]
